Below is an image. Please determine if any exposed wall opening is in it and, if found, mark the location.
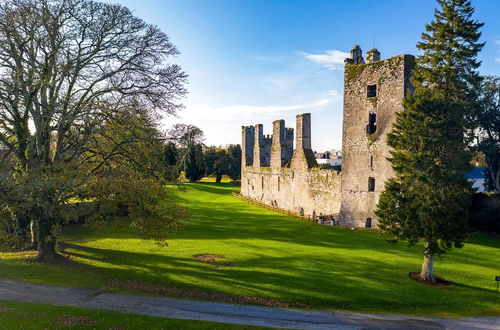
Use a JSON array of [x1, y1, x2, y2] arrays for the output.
[[278, 177, 280, 191], [261, 176, 264, 189], [367, 84, 377, 98], [368, 177, 375, 192], [365, 218, 372, 228], [370, 155, 373, 169], [366, 113, 377, 134]]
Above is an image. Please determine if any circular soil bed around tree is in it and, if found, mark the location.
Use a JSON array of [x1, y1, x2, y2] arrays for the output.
[[193, 254, 234, 269], [409, 272, 450, 287]]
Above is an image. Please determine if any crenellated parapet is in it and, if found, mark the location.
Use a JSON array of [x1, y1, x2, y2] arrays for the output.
[[241, 113, 318, 170]]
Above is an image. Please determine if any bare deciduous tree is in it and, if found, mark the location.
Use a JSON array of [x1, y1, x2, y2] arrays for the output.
[[0, 0, 187, 261]]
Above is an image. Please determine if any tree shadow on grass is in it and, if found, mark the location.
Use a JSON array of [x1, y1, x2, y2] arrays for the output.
[[463, 232, 500, 249], [49, 182, 499, 315], [178, 183, 236, 196], [51, 242, 499, 315]]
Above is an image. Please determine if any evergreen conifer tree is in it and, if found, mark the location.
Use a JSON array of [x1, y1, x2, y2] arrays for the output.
[[376, 0, 484, 282], [185, 144, 205, 182]]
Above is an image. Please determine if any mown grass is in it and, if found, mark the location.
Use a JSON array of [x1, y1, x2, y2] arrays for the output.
[[0, 300, 267, 329], [0, 182, 499, 316]]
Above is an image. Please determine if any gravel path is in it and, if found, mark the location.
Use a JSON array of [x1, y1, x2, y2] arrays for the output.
[[0, 278, 498, 329]]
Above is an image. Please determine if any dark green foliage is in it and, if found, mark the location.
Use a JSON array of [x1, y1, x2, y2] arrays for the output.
[[414, 0, 484, 103], [185, 144, 205, 182], [468, 193, 500, 233], [204, 148, 229, 183], [227, 144, 242, 181], [163, 142, 180, 181], [164, 142, 179, 166], [376, 0, 483, 260], [204, 145, 241, 183], [475, 76, 500, 192]]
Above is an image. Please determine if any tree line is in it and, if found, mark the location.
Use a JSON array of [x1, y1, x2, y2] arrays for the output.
[[163, 124, 241, 183]]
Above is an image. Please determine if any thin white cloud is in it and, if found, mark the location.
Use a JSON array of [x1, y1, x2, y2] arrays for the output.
[[299, 50, 349, 69], [496, 58, 500, 63], [167, 91, 342, 147], [185, 92, 340, 120]]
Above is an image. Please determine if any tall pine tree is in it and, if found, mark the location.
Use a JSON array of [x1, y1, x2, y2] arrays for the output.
[[376, 0, 484, 282], [184, 144, 205, 182]]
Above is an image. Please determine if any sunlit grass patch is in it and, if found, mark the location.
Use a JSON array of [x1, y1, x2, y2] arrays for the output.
[[1, 182, 499, 316]]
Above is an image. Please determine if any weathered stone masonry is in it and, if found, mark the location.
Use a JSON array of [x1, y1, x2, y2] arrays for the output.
[[241, 45, 415, 228], [241, 114, 342, 217]]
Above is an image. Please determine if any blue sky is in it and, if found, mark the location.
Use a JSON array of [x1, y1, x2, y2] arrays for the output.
[[112, 0, 500, 151]]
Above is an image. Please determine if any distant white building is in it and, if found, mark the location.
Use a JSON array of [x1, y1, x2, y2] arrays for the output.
[[316, 158, 342, 166], [466, 167, 489, 193], [314, 151, 342, 166]]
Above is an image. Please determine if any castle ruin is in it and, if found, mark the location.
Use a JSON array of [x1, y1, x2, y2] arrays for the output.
[[241, 45, 415, 229]]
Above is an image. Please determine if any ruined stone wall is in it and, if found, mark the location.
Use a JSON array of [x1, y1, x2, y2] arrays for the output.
[[340, 54, 415, 228], [240, 47, 414, 229], [241, 166, 341, 216], [241, 113, 342, 217]]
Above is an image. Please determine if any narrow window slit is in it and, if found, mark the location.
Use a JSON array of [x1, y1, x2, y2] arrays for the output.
[[368, 177, 375, 192], [366, 113, 377, 134], [367, 84, 377, 98]]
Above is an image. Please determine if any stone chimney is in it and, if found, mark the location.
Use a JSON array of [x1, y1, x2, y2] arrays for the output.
[[271, 120, 285, 169], [253, 124, 263, 167], [295, 113, 311, 150], [345, 44, 364, 65], [291, 113, 317, 168], [241, 126, 255, 166], [366, 48, 381, 63]]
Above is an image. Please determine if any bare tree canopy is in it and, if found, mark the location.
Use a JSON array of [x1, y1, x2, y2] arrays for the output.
[[0, 0, 188, 262], [0, 0, 187, 171], [167, 123, 205, 149]]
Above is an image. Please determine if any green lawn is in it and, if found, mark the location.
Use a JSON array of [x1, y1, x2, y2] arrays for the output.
[[0, 300, 267, 329], [1, 182, 499, 316]]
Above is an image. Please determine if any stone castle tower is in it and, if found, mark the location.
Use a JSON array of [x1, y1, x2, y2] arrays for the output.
[[339, 45, 415, 228], [240, 44, 415, 229]]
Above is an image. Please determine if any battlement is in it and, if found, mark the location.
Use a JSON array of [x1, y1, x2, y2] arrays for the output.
[[241, 113, 322, 170]]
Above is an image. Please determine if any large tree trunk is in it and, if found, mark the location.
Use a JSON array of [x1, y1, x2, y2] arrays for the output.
[[420, 253, 435, 282], [216, 173, 222, 183], [36, 219, 57, 263]]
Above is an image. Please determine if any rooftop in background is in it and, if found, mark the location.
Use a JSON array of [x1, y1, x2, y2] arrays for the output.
[[466, 167, 488, 180]]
